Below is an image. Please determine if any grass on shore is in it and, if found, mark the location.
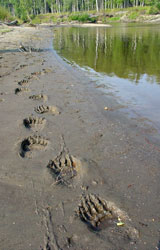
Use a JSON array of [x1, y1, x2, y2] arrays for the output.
[[0, 6, 14, 21], [1, 5, 160, 25], [0, 27, 12, 34], [30, 6, 160, 24], [0, 5, 22, 25]]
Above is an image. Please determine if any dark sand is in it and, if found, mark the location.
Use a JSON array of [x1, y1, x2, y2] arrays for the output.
[[0, 26, 160, 250]]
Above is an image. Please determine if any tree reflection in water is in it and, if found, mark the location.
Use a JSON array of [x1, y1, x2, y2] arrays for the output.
[[53, 24, 160, 85]]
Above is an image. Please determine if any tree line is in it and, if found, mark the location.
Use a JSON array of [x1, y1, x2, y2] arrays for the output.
[[0, 0, 159, 20]]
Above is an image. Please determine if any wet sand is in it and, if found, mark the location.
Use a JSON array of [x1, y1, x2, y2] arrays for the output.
[[0, 26, 160, 250], [59, 23, 112, 27]]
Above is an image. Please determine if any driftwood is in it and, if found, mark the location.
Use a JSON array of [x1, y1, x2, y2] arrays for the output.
[[4, 20, 18, 26], [19, 44, 43, 53]]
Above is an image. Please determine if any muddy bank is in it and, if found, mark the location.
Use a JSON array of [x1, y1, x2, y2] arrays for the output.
[[0, 26, 160, 250]]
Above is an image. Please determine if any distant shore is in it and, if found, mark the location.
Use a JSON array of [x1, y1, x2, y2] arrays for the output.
[[28, 8, 160, 25]]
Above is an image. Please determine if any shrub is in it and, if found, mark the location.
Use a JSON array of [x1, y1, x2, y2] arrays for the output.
[[110, 16, 120, 21], [31, 16, 41, 24], [128, 12, 139, 19], [78, 13, 90, 22], [69, 14, 79, 21], [148, 6, 159, 14], [156, 2, 160, 10], [50, 16, 57, 23], [89, 16, 97, 23], [69, 13, 97, 23], [0, 6, 12, 21]]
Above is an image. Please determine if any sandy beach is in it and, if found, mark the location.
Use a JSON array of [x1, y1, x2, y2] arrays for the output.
[[0, 26, 160, 250]]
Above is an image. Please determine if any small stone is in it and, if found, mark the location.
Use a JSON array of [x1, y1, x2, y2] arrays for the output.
[[92, 180, 98, 185]]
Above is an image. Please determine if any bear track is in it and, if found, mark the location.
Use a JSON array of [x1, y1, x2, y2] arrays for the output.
[[20, 135, 49, 158], [78, 193, 114, 230], [18, 79, 29, 86], [18, 76, 31, 86], [47, 149, 78, 185], [15, 87, 30, 95], [35, 105, 60, 115], [77, 193, 139, 240], [29, 94, 47, 101], [23, 116, 46, 129]]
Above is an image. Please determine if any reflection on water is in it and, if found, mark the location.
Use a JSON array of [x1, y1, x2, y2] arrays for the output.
[[53, 24, 160, 130], [53, 24, 160, 84]]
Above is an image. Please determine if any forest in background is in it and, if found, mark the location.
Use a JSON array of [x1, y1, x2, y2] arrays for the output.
[[0, 0, 160, 22]]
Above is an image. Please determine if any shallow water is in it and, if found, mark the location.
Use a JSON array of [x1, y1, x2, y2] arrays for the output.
[[53, 24, 160, 130]]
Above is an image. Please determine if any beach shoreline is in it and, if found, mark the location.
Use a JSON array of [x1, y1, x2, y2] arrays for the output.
[[0, 26, 159, 250]]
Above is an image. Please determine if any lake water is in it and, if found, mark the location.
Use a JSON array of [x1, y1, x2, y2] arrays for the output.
[[53, 24, 160, 130]]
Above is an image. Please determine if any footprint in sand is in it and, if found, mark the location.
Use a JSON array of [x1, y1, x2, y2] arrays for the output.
[[47, 148, 81, 186], [77, 193, 139, 241], [18, 76, 31, 86], [23, 116, 46, 130], [34, 105, 60, 115], [15, 87, 30, 95], [29, 94, 47, 102], [20, 135, 49, 158]]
